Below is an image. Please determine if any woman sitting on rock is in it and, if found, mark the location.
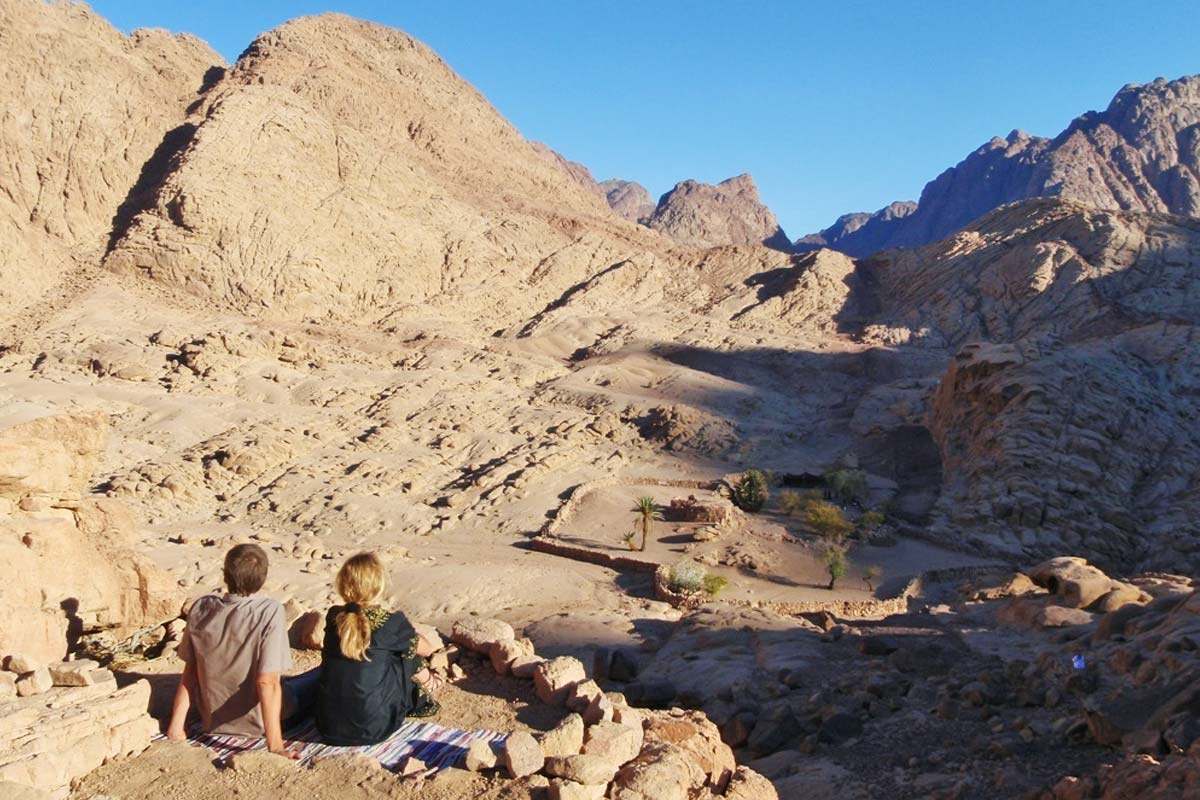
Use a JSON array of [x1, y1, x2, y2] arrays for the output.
[[316, 552, 442, 745]]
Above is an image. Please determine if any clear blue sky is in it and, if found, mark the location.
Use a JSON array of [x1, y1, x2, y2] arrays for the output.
[[91, 0, 1199, 237]]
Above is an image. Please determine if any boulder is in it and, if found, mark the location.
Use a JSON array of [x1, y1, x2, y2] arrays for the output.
[[548, 780, 606, 800], [502, 731, 543, 778], [642, 708, 736, 791], [1036, 605, 1096, 628], [583, 720, 643, 765], [3, 655, 39, 676], [609, 742, 707, 800], [464, 738, 498, 772], [48, 660, 103, 687], [0, 673, 16, 699], [538, 713, 584, 758], [1027, 557, 1118, 609], [16, 669, 52, 697], [582, 691, 615, 725], [412, 622, 444, 652], [724, 765, 781, 800], [534, 657, 587, 705], [291, 611, 324, 650], [451, 617, 515, 655], [543, 754, 620, 786], [489, 637, 535, 675], [511, 655, 544, 678], [566, 679, 604, 712]]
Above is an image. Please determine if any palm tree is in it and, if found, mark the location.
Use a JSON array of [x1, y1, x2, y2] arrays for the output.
[[632, 496, 661, 552]]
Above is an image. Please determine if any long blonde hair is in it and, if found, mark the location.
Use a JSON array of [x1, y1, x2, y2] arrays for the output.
[[334, 552, 385, 661]]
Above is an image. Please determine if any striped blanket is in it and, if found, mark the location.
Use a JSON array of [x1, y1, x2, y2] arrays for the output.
[[165, 718, 507, 771]]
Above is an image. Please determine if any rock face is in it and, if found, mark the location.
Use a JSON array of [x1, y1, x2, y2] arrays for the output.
[[846, 199, 1200, 573], [0, 412, 181, 663], [0, 0, 219, 317], [103, 13, 674, 328], [645, 174, 792, 252], [801, 76, 1200, 256], [599, 179, 656, 224]]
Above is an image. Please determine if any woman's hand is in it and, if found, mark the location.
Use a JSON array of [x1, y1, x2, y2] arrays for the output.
[[268, 745, 303, 760]]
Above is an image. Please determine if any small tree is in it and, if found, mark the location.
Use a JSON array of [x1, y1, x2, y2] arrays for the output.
[[732, 469, 768, 512], [824, 543, 847, 591], [632, 495, 661, 552], [806, 500, 853, 542], [825, 468, 868, 505], [863, 565, 882, 592], [778, 490, 804, 516]]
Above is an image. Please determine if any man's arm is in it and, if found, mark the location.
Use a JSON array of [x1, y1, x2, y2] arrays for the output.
[[166, 659, 196, 742], [256, 671, 300, 759]]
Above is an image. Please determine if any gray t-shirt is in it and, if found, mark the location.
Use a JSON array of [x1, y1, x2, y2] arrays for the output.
[[178, 593, 293, 737]]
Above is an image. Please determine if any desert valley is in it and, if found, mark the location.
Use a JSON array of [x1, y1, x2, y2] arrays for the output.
[[2, 1, 1200, 798]]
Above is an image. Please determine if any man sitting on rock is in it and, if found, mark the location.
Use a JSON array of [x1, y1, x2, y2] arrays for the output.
[[167, 543, 317, 757]]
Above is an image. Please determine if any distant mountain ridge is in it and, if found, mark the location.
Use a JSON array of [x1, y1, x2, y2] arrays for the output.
[[798, 75, 1200, 256]]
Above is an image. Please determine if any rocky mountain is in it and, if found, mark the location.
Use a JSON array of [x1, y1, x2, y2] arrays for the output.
[[793, 201, 916, 253], [644, 174, 793, 252], [800, 76, 1200, 256], [0, 0, 220, 317], [599, 179, 656, 224], [101, 14, 678, 328]]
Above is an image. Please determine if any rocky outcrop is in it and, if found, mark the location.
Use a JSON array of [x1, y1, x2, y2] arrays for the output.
[[0, 412, 181, 663], [0, 0, 219, 317], [828, 200, 1200, 573], [645, 174, 792, 252], [801, 76, 1200, 256], [600, 179, 656, 224], [0, 678, 157, 798]]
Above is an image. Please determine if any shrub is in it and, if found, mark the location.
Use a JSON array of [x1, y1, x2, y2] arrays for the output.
[[825, 468, 868, 504], [621, 530, 638, 551], [668, 561, 706, 592], [859, 510, 885, 531], [806, 500, 853, 542], [702, 574, 729, 597], [731, 469, 768, 512], [777, 490, 804, 516], [824, 543, 848, 590]]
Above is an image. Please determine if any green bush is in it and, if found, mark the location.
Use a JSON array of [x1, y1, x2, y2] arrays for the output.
[[806, 500, 853, 542], [668, 561, 706, 592], [825, 468, 868, 504], [702, 574, 729, 597], [731, 469, 768, 512]]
